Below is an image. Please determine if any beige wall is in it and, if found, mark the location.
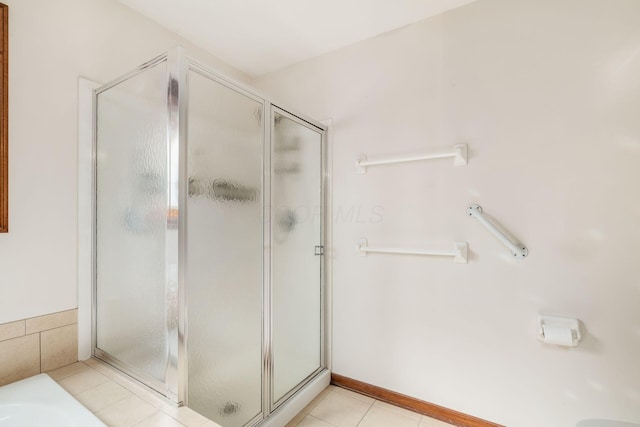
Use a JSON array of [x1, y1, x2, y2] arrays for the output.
[[0, 0, 248, 324], [253, 1, 640, 426], [0, 309, 78, 385]]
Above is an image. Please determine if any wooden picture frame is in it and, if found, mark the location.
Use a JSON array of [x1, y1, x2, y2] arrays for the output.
[[0, 3, 7, 232]]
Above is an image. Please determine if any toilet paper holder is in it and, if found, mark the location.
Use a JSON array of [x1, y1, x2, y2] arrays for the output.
[[538, 314, 581, 347]]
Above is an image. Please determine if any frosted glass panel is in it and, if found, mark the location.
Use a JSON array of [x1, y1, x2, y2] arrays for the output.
[[272, 111, 322, 402], [95, 60, 175, 386], [186, 70, 264, 427]]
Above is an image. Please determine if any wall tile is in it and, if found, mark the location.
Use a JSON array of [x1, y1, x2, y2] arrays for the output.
[[25, 309, 77, 334], [0, 333, 40, 386], [41, 323, 78, 372], [0, 320, 25, 342]]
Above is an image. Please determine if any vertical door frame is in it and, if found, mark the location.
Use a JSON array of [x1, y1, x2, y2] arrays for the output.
[[168, 46, 188, 404]]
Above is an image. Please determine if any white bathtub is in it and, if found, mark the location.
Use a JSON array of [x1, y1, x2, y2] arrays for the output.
[[0, 374, 106, 426]]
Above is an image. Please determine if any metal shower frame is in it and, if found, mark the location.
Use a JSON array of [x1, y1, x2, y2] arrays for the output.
[[91, 46, 330, 425]]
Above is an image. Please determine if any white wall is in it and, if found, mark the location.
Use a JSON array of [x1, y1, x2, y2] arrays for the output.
[[253, 1, 640, 426], [0, 0, 249, 324]]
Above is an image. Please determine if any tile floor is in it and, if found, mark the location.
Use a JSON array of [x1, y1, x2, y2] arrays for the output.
[[49, 359, 218, 427], [48, 359, 453, 427], [285, 386, 452, 427]]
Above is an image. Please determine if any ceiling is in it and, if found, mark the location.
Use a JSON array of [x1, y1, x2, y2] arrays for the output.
[[117, 0, 477, 77]]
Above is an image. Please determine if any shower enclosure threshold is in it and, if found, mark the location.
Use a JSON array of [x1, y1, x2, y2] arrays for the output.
[[259, 370, 330, 427]]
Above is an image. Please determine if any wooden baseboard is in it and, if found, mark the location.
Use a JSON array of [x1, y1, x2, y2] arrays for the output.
[[331, 373, 504, 427]]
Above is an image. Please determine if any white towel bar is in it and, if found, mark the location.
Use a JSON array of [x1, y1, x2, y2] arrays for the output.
[[356, 144, 467, 174], [356, 239, 468, 263], [467, 204, 528, 258]]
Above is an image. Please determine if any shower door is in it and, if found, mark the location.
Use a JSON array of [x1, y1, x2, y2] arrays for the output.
[[93, 55, 179, 399], [271, 108, 325, 408], [185, 66, 265, 427]]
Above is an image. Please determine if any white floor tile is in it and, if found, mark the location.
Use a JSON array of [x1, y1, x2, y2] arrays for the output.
[[300, 385, 334, 415], [297, 415, 339, 427], [75, 380, 132, 412], [358, 403, 420, 427], [134, 411, 186, 427], [57, 368, 110, 395], [83, 359, 117, 378], [47, 361, 91, 381], [95, 395, 158, 427], [73, 361, 442, 427], [331, 387, 375, 405], [419, 416, 454, 427], [370, 401, 421, 420], [310, 388, 373, 427], [162, 405, 210, 427], [286, 411, 309, 427], [85, 360, 173, 412], [114, 377, 174, 412]]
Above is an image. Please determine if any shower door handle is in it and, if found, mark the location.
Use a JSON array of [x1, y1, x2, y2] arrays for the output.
[[314, 245, 324, 256]]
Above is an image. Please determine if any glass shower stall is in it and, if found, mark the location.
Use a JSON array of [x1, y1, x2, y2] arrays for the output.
[[92, 48, 328, 427]]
